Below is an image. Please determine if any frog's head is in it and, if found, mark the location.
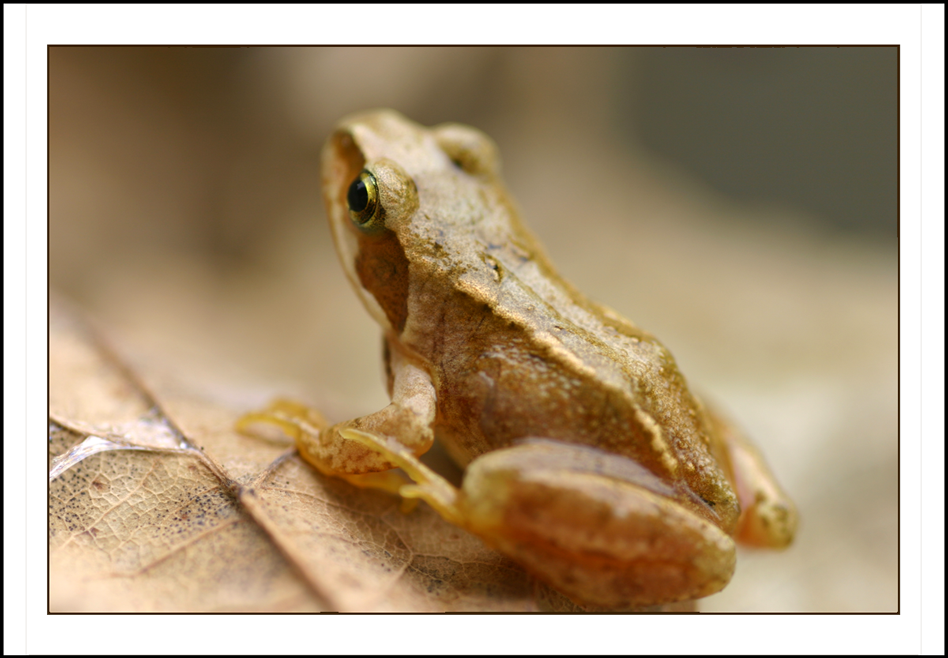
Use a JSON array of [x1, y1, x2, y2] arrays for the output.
[[321, 109, 516, 334]]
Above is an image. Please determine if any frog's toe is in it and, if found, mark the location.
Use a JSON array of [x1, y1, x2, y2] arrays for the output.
[[737, 495, 798, 549], [235, 398, 330, 443]]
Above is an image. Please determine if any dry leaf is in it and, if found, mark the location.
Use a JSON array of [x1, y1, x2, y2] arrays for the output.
[[50, 297, 690, 612], [49, 300, 322, 612]]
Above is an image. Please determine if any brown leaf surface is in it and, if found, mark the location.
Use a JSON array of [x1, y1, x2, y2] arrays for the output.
[[50, 297, 670, 612], [48, 47, 899, 613], [49, 300, 322, 612]]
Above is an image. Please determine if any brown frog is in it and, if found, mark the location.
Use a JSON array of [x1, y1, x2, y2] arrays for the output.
[[240, 109, 797, 608]]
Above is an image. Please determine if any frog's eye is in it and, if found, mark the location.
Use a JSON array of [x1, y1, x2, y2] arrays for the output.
[[347, 170, 381, 230]]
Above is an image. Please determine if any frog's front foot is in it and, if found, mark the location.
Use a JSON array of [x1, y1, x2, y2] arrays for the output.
[[235, 400, 413, 498], [236, 398, 330, 447]]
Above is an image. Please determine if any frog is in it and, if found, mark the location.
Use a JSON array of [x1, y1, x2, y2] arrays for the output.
[[238, 109, 797, 609]]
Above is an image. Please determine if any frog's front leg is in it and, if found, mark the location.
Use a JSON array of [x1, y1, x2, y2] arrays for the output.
[[238, 336, 436, 479], [305, 342, 437, 478]]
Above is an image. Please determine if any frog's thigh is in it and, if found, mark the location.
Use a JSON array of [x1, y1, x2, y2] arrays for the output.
[[458, 441, 736, 608], [298, 353, 437, 476], [708, 409, 798, 549]]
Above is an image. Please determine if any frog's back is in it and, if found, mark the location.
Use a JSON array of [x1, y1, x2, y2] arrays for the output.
[[401, 258, 737, 525], [333, 110, 738, 526]]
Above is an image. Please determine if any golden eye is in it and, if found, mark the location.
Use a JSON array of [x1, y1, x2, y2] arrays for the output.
[[347, 170, 381, 229]]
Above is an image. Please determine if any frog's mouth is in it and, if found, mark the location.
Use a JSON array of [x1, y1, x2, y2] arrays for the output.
[[322, 128, 393, 332]]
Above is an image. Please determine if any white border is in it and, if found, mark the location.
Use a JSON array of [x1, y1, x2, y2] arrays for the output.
[[919, 3, 946, 655], [5, 3, 942, 655]]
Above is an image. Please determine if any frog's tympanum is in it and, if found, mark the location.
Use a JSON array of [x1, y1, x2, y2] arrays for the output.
[[240, 110, 797, 609]]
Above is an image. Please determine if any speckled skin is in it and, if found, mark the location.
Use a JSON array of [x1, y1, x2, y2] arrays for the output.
[[292, 109, 797, 607]]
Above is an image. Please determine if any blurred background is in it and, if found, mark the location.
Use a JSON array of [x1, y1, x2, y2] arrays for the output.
[[48, 46, 898, 612]]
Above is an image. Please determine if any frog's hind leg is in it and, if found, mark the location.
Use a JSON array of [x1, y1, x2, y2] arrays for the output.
[[340, 428, 464, 524], [706, 407, 799, 549], [454, 439, 737, 608], [337, 433, 738, 608]]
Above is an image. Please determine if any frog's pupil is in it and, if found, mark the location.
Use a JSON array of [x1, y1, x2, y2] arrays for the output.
[[348, 177, 369, 213]]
